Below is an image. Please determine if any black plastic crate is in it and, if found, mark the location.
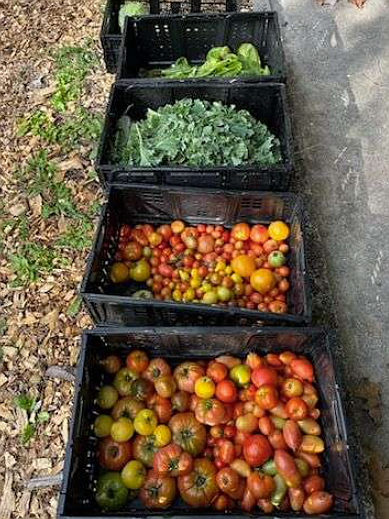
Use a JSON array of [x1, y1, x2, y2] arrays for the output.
[[101, 0, 241, 73], [116, 13, 286, 83], [96, 82, 294, 190], [58, 326, 363, 519], [80, 185, 310, 327]]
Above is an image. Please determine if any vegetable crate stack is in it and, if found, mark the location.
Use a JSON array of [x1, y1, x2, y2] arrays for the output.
[[56, 4, 365, 519]]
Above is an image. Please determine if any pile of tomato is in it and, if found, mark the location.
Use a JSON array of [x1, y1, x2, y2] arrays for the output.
[[93, 349, 333, 514], [110, 220, 292, 314]]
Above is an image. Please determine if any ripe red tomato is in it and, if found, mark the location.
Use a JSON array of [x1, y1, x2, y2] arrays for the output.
[[216, 468, 240, 494], [126, 350, 149, 373], [255, 384, 278, 410], [243, 435, 273, 467], [98, 437, 132, 470], [214, 439, 235, 465], [215, 380, 238, 403], [285, 397, 309, 421], [206, 362, 228, 383], [251, 367, 278, 388]]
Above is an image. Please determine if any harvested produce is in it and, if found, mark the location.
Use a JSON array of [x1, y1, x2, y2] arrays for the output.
[[113, 98, 281, 167], [118, 1, 148, 32], [93, 349, 333, 514], [148, 43, 270, 79], [110, 220, 292, 315]]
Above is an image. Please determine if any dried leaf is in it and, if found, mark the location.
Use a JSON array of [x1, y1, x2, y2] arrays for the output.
[[9, 203, 27, 217], [0, 471, 15, 519]]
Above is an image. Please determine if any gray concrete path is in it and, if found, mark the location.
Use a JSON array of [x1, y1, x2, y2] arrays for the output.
[[253, 0, 389, 516]]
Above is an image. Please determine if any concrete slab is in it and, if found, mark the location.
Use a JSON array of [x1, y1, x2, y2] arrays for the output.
[[252, 0, 389, 516]]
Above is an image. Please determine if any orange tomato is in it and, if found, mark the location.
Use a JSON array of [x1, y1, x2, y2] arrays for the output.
[[250, 269, 276, 294], [231, 255, 256, 278], [231, 223, 250, 241]]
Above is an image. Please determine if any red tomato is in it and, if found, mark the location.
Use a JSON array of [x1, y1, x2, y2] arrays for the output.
[[255, 385, 279, 410], [285, 397, 309, 421], [123, 241, 143, 261], [126, 350, 149, 373], [251, 367, 278, 388], [216, 380, 238, 403], [216, 468, 240, 494], [206, 362, 228, 383], [250, 224, 269, 244], [268, 430, 288, 450], [258, 416, 276, 436], [224, 425, 237, 439], [131, 228, 148, 247], [243, 435, 273, 467], [290, 358, 314, 382], [234, 430, 251, 446], [303, 475, 325, 495], [157, 224, 173, 241], [214, 440, 235, 466], [274, 449, 301, 488], [247, 472, 275, 499]]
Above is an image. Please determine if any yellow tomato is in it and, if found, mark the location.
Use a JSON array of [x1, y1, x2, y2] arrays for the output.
[[195, 376, 216, 399], [121, 460, 146, 489], [250, 268, 276, 295], [134, 409, 158, 436], [110, 417, 134, 442], [153, 425, 172, 447], [268, 221, 290, 241]]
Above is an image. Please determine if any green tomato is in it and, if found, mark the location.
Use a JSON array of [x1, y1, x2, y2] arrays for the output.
[[94, 415, 113, 437], [268, 251, 286, 268], [121, 460, 147, 489], [97, 385, 119, 410], [129, 258, 151, 282], [95, 472, 128, 511], [217, 286, 232, 302], [230, 364, 251, 387], [114, 367, 139, 397]]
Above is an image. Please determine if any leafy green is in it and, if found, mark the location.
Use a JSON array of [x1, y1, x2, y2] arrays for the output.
[[15, 394, 37, 413], [119, 1, 149, 32], [113, 98, 281, 168], [21, 423, 36, 445], [149, 43, 270, 79]]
